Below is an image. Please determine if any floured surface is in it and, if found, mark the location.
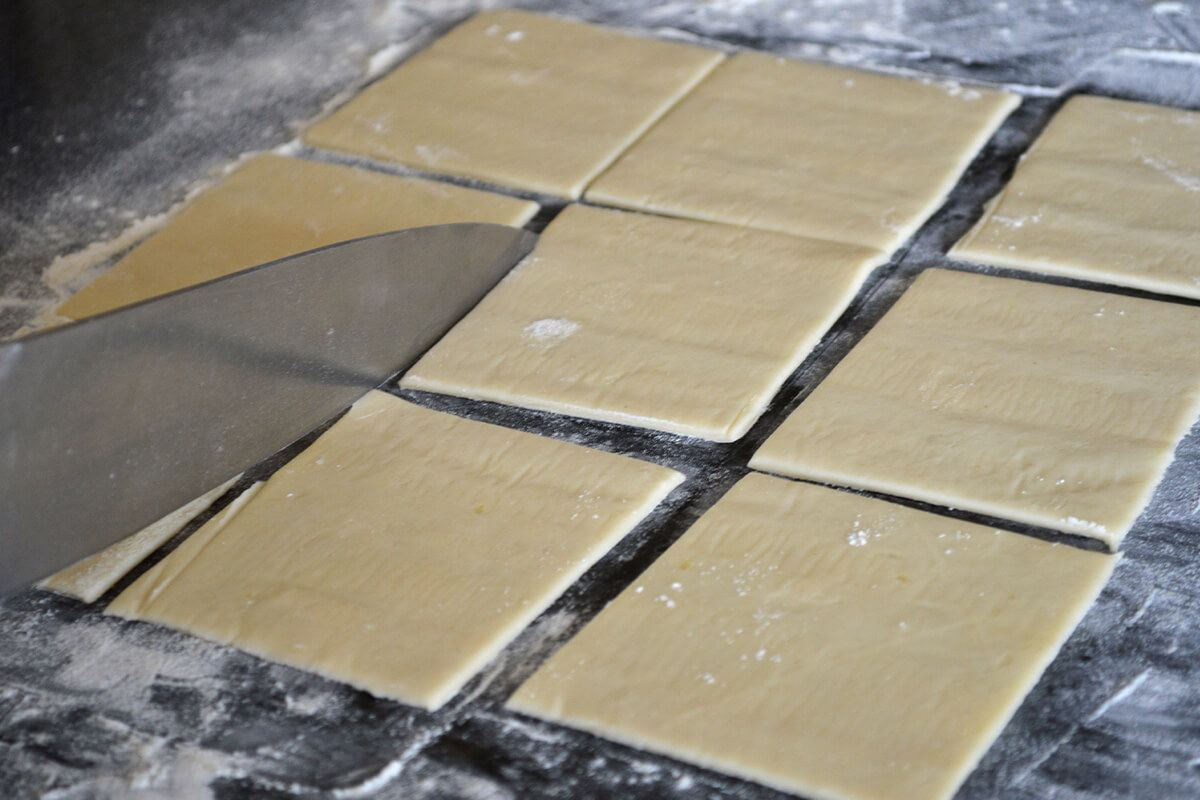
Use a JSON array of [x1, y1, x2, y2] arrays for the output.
[[402, 204, 883, 441], [55, 154, 537, 320], [752, 269, 1200, 546], [7, 2, 1200, 798], [510, 475, 1116, 800], [952, 94, 1200, 299], [39, 475, 242, 604], [107, 391, 683, 710], [305, 10, 723, 198], [586, 53, 1018, 252]]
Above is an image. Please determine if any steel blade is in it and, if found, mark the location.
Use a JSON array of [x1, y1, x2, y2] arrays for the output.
[[0, 223, 537, 594]]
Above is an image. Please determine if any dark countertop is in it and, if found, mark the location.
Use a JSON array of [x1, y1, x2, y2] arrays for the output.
[[3, 2, 1200, 799]]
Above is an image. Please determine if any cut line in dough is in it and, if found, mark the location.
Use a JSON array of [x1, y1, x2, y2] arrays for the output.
[[586, 52, 1018, 252], [510, 474, 1116, 800], [304, 10, 724, 199], [952, 94, 1200, 300], [402, 204, 885, 442], [107, 391, 684, 709], [39, 475, 242, 604], [751, 268, 1200, 547]]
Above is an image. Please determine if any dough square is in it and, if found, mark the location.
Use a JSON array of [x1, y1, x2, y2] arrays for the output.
[[39, 476, 240, 604], [106, 391, 682, 710], [303, 11, 724, 199], [751, 268, 1200, 546], [402, 204, 884, 442], [952, 94, 1200, 299], [56, 154, 537, 320], [509, 474, 1115, 800], [586, 52, 1018, 252]]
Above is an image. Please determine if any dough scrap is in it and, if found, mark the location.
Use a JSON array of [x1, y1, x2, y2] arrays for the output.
[[107, 391, 683, 710], [56, 154, 537, 320], [39, 476, 241, 604], [586, 53, 1018, 252], [304, 11, 723, 199], [402, 204, 884, 441], [511, 474, 1115, 800], [751, 268, 1200, 547], [952, 95, 1200, 299]]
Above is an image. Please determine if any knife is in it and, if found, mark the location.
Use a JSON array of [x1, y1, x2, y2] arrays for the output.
[[0, 223, 537, 595]]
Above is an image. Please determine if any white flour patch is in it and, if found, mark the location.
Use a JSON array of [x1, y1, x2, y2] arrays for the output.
[[1062, 515, 1110, 537], [522, 318, 580, 347], [331, 757, 406, 798], [414, 144, 468, 165], [41, 738, 241, 800], [1138, 152, 1200, 192], [934, 79, 983, 100], [992, 211, 1042, 228], [41, 211, 171, 292], [366, 42, 410, 79], [272, 138, 304, 156]]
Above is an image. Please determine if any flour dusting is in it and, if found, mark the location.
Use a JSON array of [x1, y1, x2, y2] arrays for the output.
[[1139, 152, 1200, 192], [522, 318, 580, 347]]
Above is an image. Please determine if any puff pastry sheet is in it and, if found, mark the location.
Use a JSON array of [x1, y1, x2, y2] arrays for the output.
[[511, 474, 1115, 800], [587, 52, 1018, 251], [402, 204, 884, 441], [57, 154, 537, 319], [305, 11, 723, 198], [752, 268, 1200, 546], [108, 392, 683, 709], [953, 95, 1200, 299]]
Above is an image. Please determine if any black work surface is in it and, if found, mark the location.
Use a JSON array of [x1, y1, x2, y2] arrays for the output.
[[3, 1, 1200, 798]]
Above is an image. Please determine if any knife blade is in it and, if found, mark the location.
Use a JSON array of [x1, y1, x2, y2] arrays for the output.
[[0, 222, 537, 595]]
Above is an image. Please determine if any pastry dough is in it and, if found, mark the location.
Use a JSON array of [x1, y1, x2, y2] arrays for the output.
[[402, 204, 884, 441], [510, 474, 1115, 800], [107, 391, 683, 709], [587, 53, 1018, 252], [952, 94, 1200, 299], [751, 268, 1200, 547], [39, 476, 241, 604], [57, 154, 537, 319], [304, 11, 723, 198]]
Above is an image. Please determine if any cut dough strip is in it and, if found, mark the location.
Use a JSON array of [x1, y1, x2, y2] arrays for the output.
[[39, 475, 242, 604]]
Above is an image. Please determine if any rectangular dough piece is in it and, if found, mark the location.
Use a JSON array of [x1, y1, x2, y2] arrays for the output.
[[56, 153, 537, 320], [39, 476, 241, 604], [401, 204, 884, 442], [107, 391, 683, 710], [586, 52, 1018, 252], [303, 11, 723, 199], [751, 268, 1200, 547], [952, 94, 1200, 300], [510, 474, 1115, 800]]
